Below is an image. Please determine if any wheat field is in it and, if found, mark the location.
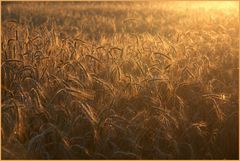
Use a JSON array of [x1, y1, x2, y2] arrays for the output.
[[1, 1, 239, 159]]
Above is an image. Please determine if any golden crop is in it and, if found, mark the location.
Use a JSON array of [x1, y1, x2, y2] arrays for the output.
[[1, 1, 239, 159]]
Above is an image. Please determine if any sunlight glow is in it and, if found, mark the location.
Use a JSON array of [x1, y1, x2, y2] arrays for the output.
[[190, 1, 239, 10], [162, 1, 239, 13]]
